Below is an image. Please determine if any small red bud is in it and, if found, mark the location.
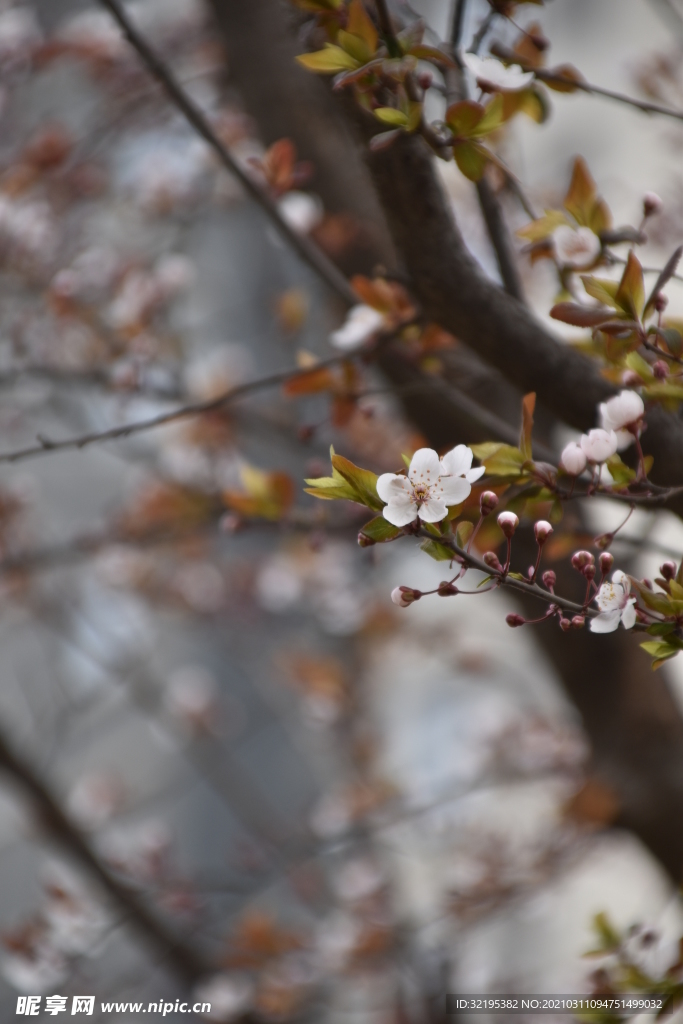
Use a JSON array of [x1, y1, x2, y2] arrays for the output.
[[506, 613, 525, 627], [571, 615, 586, 629], [622, 370, 642, 388], [438, 581, 459, 596], [542, 570, 556, 589], [654, 293, 669, 313], [583, 563, 596, 582], [653, 360, 669, 380], [559, 617, 572, 631], [571, 550, 594, 571], [417, 71, 433, 90], [483, 551, 503, 571], [480, 491, 499, 516], [599, 552, 614, 575], [643, 191, 663, 217], [660, 561, 676, 581]]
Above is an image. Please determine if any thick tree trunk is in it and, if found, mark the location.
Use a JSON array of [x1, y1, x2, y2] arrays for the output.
[[204, 0, 683, 884]]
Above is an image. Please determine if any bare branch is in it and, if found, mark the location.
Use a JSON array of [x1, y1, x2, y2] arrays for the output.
[[98, 0, 356, 308], [0, 357, 345, 465]]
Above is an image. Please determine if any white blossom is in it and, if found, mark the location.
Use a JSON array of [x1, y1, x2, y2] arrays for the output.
[[598, 390, 644, 450], [552, 225, 601, 268], [277, 191, 323, 233], [580, 428, 618, 463], [560, 441, 588, 475], [377, 447, 475, 527], [439, 444, 486, 486], [461, 52, 534, 92], [194, 974, 253, 1022], [590, 570, 636, 633], [329, 304, 385, 351]]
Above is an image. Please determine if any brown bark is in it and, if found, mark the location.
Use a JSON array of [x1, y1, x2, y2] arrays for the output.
[[204, 0, 683, 883]]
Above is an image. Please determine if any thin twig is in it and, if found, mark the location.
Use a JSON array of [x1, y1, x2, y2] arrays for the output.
[[493, 45, 683, 124], [0, 356, 345, 465], [98, 0, 356, 308]]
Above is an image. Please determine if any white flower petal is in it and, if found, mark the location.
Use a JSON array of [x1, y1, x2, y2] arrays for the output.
[[408, 448, 441, 484], [552, 225, 601, 268], [382, 499, 418, 527], [465, 466, 486, 483], [620, 599, 636, 630], [438, 476, 472, 506], [418, 497, 448, 523], [589, 609, 621, 633], [376, 473, 411, 504], [440, 444, 473, 477], [596, 582, 624, 612], [461, 52, 535, 91]]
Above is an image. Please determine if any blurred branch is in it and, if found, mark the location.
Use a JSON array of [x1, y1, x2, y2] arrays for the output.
[[0, 356, 345, 465], [0, 726, 210, 983], [98, 0, 356, 307]]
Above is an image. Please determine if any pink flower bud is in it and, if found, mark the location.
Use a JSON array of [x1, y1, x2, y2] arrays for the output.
[[571, 615, 585, 629], [483, 551, 503, 572], [583, 563, 596, 582], [437, 581, 458, 596], [358, 532, 376, 548], [599, 552, 614, 575], [542, 570, 556, 589], [655, 293, 669, 313], [506, 613, 525, 627], [559, 441, 587, 476], [497, 510, 519, 538], [480, 491, 499, 516], [660, 561, 676, 581], [653, 360, 669, 380], [534, 520, 553, 544], [571, 550, 594, 571], [391, 586, 420, 607], [559, 617, 571, 631], [417, 71, 433, 90], [643, 191, 663, 217], [527, 565, 535, 579]]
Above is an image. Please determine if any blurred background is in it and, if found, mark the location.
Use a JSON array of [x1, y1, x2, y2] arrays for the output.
[[0, 0, 681, 1021]]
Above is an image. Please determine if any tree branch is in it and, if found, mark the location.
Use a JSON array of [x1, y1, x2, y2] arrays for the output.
[[0, 727, 210, 983], [98, 0, 356, 308]]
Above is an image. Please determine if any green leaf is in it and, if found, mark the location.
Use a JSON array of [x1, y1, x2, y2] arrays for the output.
[[592, 911, 621, 952], [580, 275, 623, 310], [455, 520, 474, 548], [296, 44, 360, 73], [615, 251, 645, 320], [647, 622, 678, 636], [420, 538, 455, 561], [347, 0, 378, 51], [331, 452, 383, 510], [408, 44, 456, 67], [604, 453, 635, 486], [470, 442, 525, 478], [359, 516, 401, 543], [337, 30, 375, 65], [470, 93, 505, 137], [445, 99, 485, 136], [452, 141, 489, 181], [640, 640, 681, 669], [476, 574, 494, 588], [374, 106, 409, 126]]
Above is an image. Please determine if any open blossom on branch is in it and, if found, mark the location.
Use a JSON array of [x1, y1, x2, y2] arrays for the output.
[[329, 304, 386, 351], [551, 225, 601, 269], [598, 389, 644, 450], [590, 570, 636, 633], [461, 52, 534, 92], [580, 428, 618, 464], [377, 446, 479, 526], [276, 190, 323, 233]]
